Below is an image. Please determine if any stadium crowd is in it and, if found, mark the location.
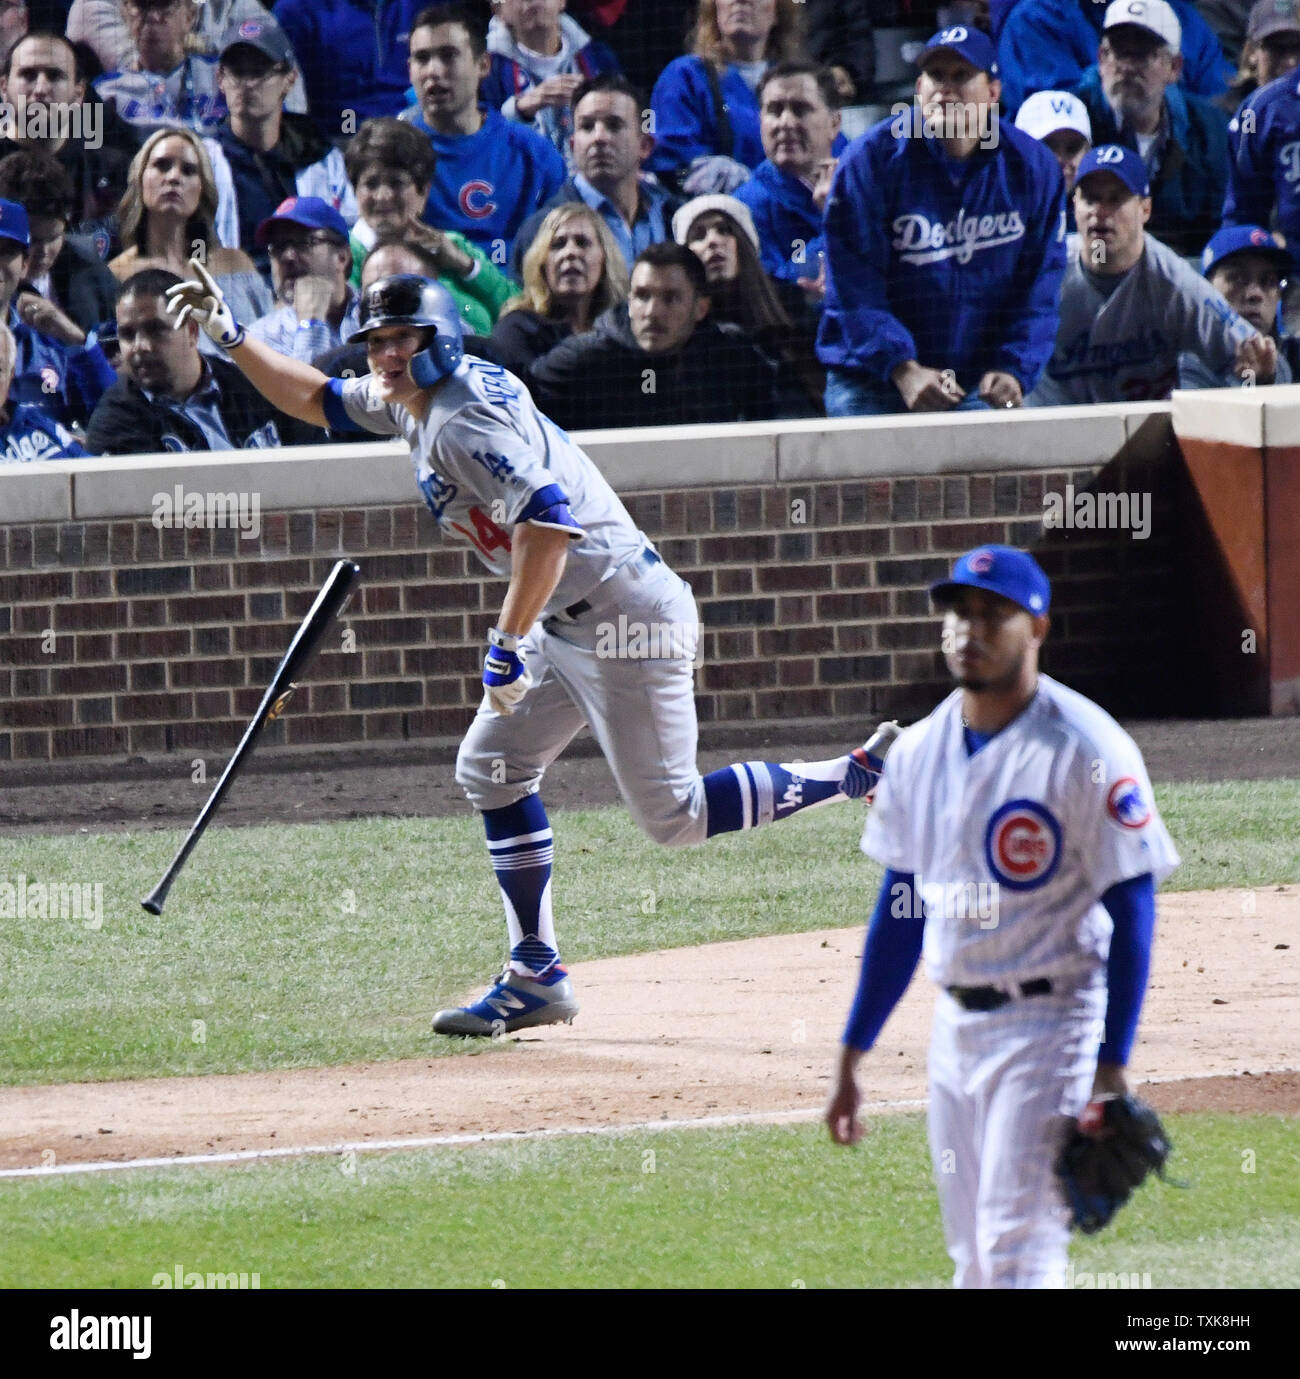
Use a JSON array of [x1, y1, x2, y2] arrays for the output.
[[1, 0, 1300, 463]]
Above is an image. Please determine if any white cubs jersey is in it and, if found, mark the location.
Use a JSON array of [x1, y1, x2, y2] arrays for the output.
[[863, 674, 1179, 987], [331, 356, 645, 614]]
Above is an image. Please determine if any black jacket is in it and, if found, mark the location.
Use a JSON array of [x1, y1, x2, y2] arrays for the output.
[[216, 113, 342, 272], [488, 309, 572, 381], [528, 303, 777, 430], [0, 99, 140, 256], [804, 0, 875, 102], [84, 355, 325, 455], [24, 235, 121, 336]]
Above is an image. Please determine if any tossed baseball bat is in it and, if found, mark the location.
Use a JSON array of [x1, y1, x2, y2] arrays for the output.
[[141, 558, 361, 915]]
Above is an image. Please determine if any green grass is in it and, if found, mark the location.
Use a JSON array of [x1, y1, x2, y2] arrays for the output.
[[1, 781, 1297, 1085], [3, 1112, 1296, 1289]]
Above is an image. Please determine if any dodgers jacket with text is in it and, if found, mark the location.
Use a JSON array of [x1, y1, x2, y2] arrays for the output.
[[816, 115, 1067, 392]]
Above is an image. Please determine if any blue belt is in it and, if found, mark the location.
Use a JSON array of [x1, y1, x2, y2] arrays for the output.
[[562, 548, 661, 619]]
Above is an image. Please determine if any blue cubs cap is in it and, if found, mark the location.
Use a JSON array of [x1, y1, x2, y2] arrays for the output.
[[255, 195, 349, 247], [0, 198, 30, 250], [920, 24, 999, 76], [1201, 224, 1290, 278], [1074, 144, 1150, 197], [930, 546, 1051, 616], [219, 14, 295, 66]]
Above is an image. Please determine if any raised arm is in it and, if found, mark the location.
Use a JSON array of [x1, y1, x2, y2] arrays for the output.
[[166, 259, 332, 429]]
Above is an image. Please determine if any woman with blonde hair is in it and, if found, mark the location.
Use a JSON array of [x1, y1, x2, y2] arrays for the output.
[[109, 126, 272, 350], [649, 0, 806, 194], [489, 203, 628, 380]]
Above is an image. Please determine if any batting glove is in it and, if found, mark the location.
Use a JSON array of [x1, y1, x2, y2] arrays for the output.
[[483, 627, 533, 716], [165, 257, 246, 350]]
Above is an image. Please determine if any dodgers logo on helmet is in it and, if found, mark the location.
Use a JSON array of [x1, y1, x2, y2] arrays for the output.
[[969, 548, 995, 573], [1107, 776, 1151, 829], [984, 799, 1062, 890]]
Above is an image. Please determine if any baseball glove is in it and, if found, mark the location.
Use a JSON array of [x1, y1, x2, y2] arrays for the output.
[[1055, 1094, 1172, 1234]]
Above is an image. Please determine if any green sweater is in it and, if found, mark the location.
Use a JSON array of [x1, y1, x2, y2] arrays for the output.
[[349, 229, 517, 334]]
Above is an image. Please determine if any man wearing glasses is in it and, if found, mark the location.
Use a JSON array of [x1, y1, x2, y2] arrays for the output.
[[94, 0, 227, 136], [246, 196, 360, 363], [207, 16, 356, 274], [1069, 0, 1229, 257]]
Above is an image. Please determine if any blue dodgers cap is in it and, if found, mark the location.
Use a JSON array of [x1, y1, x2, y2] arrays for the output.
[[1074, 144, 1150, 197], [1201, 224, 1290, 278], [920, 24, 999, 76], [0, 198, 30, 250], [254, 195, 349, 247], [930, 546, 1051, 616]]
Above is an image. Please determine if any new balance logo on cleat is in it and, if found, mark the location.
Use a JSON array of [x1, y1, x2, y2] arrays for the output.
[[486, 988, 527, 1018], [431, 968, 579, 1037]]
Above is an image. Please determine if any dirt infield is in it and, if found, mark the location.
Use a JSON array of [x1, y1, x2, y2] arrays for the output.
[[2, 884, 1295, 1172]]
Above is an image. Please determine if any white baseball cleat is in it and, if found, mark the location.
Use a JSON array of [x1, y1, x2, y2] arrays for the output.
[[431, 967, 579, 1037]]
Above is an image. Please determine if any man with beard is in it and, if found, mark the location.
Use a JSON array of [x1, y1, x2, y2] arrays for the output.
[[826, 545, 1180, 1289]]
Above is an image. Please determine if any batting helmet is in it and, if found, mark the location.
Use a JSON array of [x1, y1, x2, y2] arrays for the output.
[[349, 274, 464, 386]]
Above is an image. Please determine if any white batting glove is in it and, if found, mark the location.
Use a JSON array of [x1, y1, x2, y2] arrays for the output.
[[165, 257, 246, 349], [483, 627, 534, 716]]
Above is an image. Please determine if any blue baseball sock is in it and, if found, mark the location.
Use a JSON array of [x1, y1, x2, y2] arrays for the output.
[[483, 794, 560, 975], [702, 755, 856, 837]]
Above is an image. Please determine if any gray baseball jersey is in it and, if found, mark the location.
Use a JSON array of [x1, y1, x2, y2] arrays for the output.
[[1027, 233, 1257, 405], [324, 357, 645, 616]]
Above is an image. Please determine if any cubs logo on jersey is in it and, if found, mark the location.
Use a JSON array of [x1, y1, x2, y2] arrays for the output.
[[460, 180, 496, 219], [984, 798, 1062, 890], [1107, 776, 1151, 829]]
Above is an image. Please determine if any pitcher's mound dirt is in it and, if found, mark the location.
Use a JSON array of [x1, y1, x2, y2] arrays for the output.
[[1, 885, 1295, 1172]]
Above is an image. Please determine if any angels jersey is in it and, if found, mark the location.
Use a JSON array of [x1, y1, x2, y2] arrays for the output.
[[324, 356, 645, 615], [863, 674, 1179, 987]]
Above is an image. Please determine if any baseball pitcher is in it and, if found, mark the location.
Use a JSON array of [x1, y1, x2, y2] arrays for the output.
[[826, 546, 1179, 1288]]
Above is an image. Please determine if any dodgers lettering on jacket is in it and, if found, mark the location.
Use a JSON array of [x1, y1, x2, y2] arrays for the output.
[[816, 117, 1066, 390]]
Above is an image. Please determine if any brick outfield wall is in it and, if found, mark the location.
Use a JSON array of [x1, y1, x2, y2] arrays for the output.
[[0, 451, 1184, 764]]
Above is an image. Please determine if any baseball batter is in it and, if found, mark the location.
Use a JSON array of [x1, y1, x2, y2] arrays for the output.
[[825, 546, 1179, 1289], [167, 263, 898, 1036]]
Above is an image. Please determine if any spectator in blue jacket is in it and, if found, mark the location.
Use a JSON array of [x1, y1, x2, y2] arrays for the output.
[[482, 0, 621, 158], [1070, 0, 1229, 256], [816, 27, 1067, 417], [403, 4, 566, 258], [735, 60, 842, 299], [998, 0, 1231, 116], [648, 0, 808, 195], [273, 0, 457, 143], [1224, 50, 1300, 275], [0, 198, 115, 429], [0, 319, 90, 463]]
